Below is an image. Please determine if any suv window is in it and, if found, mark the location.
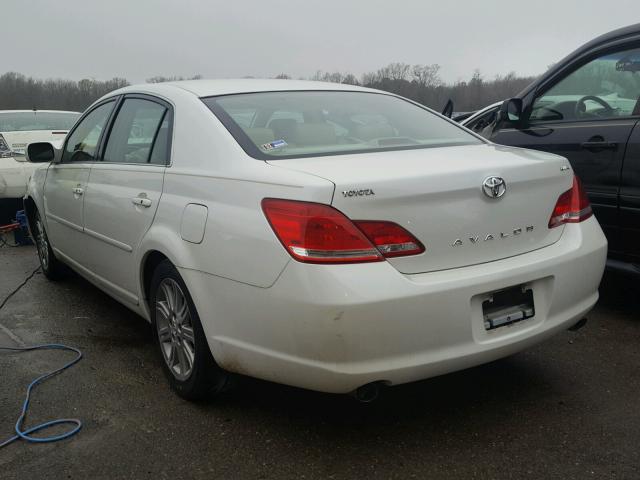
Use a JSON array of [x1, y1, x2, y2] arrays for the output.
[[531, 47, 640, 122], [62, 101, 115, 163], [103, 98, 168, 164]]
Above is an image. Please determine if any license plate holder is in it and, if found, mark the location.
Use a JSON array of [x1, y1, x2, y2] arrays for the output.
[[482, 285, 535, 331]]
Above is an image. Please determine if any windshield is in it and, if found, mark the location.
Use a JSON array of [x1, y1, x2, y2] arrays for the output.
[[0, 111, 79, 132], [203, 91, 482, 159]]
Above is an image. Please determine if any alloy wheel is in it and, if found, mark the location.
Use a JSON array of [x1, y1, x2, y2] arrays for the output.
[[155, 278, 196, 381], [35, 214, 49, 271]]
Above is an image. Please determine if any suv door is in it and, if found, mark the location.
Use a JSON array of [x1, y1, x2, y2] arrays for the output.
[[82, 95, 171, 304], [620, 123, 640, 265], [492, 46, 640, 254], [43, 100, 116, 265]]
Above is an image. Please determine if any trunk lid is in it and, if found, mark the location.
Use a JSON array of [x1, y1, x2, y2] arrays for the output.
[[1, 130, 70, 155], [267, 144, 572, 274]]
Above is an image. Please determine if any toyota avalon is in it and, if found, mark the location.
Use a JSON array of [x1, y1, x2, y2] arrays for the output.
[[23, 80, 607, 400]]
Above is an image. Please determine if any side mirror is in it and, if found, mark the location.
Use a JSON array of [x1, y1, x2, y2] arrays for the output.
[[500, 98, 523, 123], [26, 142, 56, 163], [442, 99, 454, 118]]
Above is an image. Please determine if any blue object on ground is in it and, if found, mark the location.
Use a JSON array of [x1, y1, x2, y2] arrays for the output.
[[14, 210, 32, 246], [0, 343, 83, 448]]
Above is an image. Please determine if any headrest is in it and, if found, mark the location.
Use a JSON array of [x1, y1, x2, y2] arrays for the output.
[[292, 123, 337, 146], [351, 124, 395, 141]]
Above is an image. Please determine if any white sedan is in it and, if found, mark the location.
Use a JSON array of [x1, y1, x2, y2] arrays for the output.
[[0, 110, 79, 199], [24, 80, 607, 401]]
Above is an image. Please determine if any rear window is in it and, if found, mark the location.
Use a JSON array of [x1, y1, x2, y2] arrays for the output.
[[0, 111, 79, 132], [202, 91, 482, 160]]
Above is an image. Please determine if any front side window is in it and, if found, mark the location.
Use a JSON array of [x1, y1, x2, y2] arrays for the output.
[[203, 91, 482, 160], [103, 98, 168, 164], [530, 47, 640, 123], [62, 101, 115, 163]]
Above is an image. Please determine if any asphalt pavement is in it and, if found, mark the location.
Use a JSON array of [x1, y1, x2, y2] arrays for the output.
[[0, 245, 638, 479]]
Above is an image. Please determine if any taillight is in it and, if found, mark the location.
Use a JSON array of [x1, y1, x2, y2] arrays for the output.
[[354, 221, 425, 257], [261, 199, 424, 264], [548, 176, 593, 228]]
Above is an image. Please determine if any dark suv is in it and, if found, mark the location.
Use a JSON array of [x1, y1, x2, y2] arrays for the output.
[[463, 23, 640, 275]]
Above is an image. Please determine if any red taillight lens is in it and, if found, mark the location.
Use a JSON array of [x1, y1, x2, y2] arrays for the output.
[[261, 199, 425, 264], [548, 176, 593, 228], [354, 221, 425, 257], [261, 199, 383, 263]]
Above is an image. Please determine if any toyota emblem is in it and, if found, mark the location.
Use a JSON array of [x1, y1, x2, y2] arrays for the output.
[[482, 176, 506, 199]]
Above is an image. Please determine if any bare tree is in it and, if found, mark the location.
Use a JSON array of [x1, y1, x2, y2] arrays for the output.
[[146, 74, 202, 83], [412, 64, 442, 88], [341, 73, 360, 86], [311, 71, 358, 85], [382, 62, 412, 81]]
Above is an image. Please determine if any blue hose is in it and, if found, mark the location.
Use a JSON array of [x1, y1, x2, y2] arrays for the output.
[[0, 343, 83, 448]]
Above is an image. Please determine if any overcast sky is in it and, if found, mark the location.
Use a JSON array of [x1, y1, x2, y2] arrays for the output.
[[5, 0, 638, 84]]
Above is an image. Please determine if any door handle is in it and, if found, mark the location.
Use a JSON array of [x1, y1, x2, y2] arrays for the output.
[[132, 197, 152, 208], [72, 187, 84, 196], [580, 141, 617, 151]]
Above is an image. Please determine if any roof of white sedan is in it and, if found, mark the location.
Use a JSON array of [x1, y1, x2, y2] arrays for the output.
[[114, 79, 381, 98]]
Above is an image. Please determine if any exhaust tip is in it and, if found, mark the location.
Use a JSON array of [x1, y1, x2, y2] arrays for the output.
[[351, 382, 385, 403], [568, 317, 588, 332]]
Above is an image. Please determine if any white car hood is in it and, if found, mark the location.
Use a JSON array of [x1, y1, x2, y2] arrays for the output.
[[1, 130, 69, 155]]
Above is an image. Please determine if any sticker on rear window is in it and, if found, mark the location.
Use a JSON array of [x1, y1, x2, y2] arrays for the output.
[[261, 139, 288, 151]]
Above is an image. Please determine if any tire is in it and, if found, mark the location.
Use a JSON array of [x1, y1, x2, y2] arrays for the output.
[[150, 259, 229, 400], [32, 210, 65, 280]]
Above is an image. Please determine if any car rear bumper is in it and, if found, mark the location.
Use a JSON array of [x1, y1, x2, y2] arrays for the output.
[[0, 157, 30, 199], [181, 218, 607, 394]]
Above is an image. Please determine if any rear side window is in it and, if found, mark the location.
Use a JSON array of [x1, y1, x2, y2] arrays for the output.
[[103, 98, 168, 164], [149, 115, 171, 165], [202, 91, 482, 160], [62, 101, 115, 163]]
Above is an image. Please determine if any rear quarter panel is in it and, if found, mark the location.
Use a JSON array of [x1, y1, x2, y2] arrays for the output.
[[137, 91, 335, 294]]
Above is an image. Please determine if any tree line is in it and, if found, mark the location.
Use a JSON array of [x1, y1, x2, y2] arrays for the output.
[[0, 72, 129, 112], [0, 64, 537, 113], [307, 64, 536, 112]]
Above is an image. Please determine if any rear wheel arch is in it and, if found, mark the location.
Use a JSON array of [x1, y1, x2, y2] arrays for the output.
[[137, 228, 202, 317], [23, 197, 37, 231], [141, 250, 170, 316]]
